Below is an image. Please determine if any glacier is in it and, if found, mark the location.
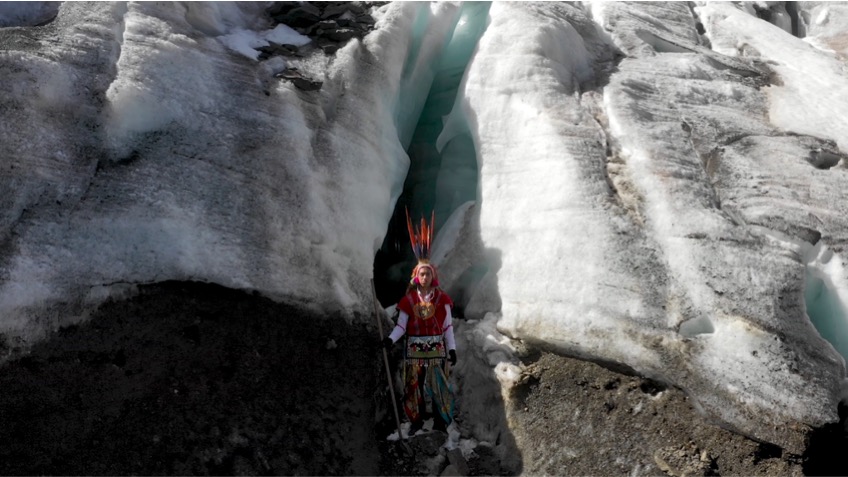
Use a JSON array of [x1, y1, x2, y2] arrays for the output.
[[2, 0, 848, 466]]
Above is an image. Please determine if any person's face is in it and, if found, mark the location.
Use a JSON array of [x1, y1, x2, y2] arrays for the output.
[[417, 266, 433, 288]]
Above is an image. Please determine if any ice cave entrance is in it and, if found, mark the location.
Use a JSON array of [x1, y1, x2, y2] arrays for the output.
[[374, 2, 490, 307], [804, 243, 848, 365], [805, 270, 848, 364]]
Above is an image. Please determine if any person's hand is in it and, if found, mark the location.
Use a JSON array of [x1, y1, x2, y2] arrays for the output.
[[382, 337, 393, 350], [448, 349, 457, 366]]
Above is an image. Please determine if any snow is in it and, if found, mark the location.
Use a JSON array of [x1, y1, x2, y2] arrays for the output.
[[695, 0, 848, 369], [697, 3, 848, 151], [105, 6, 219, 151], [456, 2, 662, 370], [182, 2, 263, 36], [218, 24, 312, 61], [3, 0, 848, 455], [439, 1, 847, 450], [466, 313, 522, 384], [0, 1, 464, 343]]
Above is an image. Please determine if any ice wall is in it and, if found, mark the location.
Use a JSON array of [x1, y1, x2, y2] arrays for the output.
[[374, 2, 488, 304], [3, 0, 848, 457], [439, 1, 848, 453], [0, 2, 456, 345]]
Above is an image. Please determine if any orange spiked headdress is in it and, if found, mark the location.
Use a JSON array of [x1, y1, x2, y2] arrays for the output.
[[406, 208, 440, 286], [405, 207, 434, 263]]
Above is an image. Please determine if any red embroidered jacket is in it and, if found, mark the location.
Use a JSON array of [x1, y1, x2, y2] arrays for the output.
[[397, 289, 454, 337]]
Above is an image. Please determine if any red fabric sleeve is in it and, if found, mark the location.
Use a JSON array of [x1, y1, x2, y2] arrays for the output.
[[439, 290, 453, 310], [397, 292, 414, 316], [437, 289, 454, 309]]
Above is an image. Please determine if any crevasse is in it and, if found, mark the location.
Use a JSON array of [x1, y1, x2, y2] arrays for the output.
[[375, 2, 491, 305]]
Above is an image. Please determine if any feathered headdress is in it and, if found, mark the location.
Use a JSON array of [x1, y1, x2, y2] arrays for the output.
[[405, 207, 434, 263], [406, 208, 440, 286]]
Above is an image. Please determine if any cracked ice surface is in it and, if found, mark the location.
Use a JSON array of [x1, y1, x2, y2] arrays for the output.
[[0, 1, 458, 338], [445, 2, 848, 453], [2, 0, 848, 455]]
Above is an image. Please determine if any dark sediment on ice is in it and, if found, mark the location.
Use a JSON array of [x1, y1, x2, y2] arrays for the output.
[[0, 281, 385, 475]]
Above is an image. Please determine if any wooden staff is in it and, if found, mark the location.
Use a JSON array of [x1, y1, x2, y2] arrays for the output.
[[371, 279, 405, 443]]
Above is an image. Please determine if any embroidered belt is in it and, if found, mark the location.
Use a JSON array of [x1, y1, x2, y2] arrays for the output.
[[406, 335, 446, 360]]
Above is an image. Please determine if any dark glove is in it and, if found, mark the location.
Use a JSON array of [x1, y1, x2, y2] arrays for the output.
[[382, 337, 393, 350], [448, 349, 457, 366]]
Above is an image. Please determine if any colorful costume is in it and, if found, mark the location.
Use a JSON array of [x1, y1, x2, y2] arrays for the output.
[[385, 209, 457, 428], [391, 287, 456, 425]]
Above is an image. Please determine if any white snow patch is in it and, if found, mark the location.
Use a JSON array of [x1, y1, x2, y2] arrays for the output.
[[443, 421, 462, 450], [218, 24, 311, 61], [698, 3, 848, 150]]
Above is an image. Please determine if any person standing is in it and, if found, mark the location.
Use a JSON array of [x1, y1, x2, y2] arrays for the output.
[[383, 211, 457, 433]]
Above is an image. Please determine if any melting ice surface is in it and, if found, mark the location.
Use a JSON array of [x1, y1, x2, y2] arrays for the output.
[[805, 243, 848, 363], [1, 0, 848, 456], [375, 1, 489, 303], [698, 2, 848, 362]]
